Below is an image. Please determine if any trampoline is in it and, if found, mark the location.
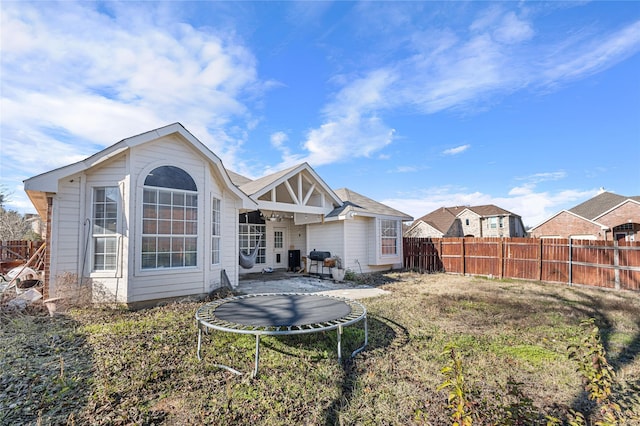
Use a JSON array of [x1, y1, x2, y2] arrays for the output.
[[195, 293, 368, 377]]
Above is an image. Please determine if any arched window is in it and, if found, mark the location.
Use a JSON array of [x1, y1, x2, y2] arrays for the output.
[[144, 166, 197, 191], [142, 166, 198, 269]]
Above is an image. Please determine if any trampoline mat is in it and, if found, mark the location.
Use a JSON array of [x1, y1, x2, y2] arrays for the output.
[[213, 294, 353, 327]]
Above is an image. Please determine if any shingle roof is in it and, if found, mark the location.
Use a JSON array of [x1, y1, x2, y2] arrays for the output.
[[329, 188, 413, 220], [569, 191, 631, 220], [227, 170, 253, 187], [413, 206, 465, 234], [237, 164, 302, 196], [466, 204, 517, 217], [412, 204, 521, 234]]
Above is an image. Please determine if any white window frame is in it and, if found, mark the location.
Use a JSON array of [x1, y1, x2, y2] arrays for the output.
[[211, 197, 221, 265], [239, 224, 266, 265], [380, 219, 399, 257], [141, 187, 198, 270], [91, 186, 120, 273]]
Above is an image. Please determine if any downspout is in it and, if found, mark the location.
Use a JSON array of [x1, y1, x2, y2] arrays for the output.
[[80, 218, 91, 288]]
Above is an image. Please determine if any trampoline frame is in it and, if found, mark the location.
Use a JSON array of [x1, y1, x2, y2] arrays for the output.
[[195, 293, 368, 377]]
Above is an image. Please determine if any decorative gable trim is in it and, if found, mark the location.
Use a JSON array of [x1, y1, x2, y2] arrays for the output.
[[242, 163, 342, 214]]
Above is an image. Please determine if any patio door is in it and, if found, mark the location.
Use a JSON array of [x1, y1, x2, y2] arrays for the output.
[[273, 227, 287, 269]]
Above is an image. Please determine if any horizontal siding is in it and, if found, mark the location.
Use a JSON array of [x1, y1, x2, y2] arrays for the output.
[[87, 154, 127, 183], [53, 178, 82, 273], [49, 177, 82, 298], [307, 221, 344, 258], [344, 218, 370, 273], [129, 136, 207, 301], [130, 270, 205, 299], [85, 154, 129, 301], [289, 224, 306, 254], [220, 195, 241, 289], [127, 135, 240, 301]]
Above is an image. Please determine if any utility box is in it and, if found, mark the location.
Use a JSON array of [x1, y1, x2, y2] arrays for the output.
[[288, 250, 301, 271]]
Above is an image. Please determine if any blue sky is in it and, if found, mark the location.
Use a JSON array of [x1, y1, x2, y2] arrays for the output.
[[1, 1, 639, 228]]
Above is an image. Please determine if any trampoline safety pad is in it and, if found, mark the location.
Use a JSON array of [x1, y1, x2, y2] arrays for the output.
[[195, 293, 368, 377]]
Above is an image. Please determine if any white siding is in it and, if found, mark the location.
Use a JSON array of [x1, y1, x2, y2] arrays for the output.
[[344, 217, 372, 273], [289, 223, 306, 254], [367, 217, 404, 270], [49, 175, 83, 298], [85, 153, 129, 302], [127, 136, 207, 302], [307, 221, 344, 259], [219, 192, 242, 289]]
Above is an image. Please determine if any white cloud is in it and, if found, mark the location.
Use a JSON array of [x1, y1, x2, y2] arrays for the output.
[[541, 20, 640, 85], [388, 165, 421, 173], [443, 144, 471, 156], [517, 171, 567, 184], [0, 1, 266, 213], [493, 12, 534, 44], [0, 1, 260, 169], [268, 70, 397, 170]]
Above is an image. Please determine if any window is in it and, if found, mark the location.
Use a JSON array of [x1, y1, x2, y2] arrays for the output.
[[489, 217, 498, 229], [239, 224, 265, 264], [93, 187, 119, 271], [465, 218, 470, 226], [211, 197, 221, 265], [499, 216, 504, 228], [274, 230, 283, 249], [381, 219, 399, 256], [142, 166, 197, 269]]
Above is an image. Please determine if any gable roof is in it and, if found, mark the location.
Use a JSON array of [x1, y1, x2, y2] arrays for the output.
[[23, 123, 256, 216], [411, 206, 463, 234], [328, 188, 413, 220], [569, 191, 639, 220], [463, 204, 518, 217], [530, 191, 640, 231], [233, 162, 343, 210], [409, 204, 521, 234]]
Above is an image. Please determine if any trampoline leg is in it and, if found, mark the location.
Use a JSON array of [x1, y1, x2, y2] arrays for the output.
[[337, 325, 343, 362], [252, 334, 261, 378], [351, 315, 368, 358], [197, 327, 203, 361]]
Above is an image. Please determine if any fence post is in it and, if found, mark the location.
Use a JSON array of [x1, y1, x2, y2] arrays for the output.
[[538, 238, 543, 281], [568, 238, 572, 286], [614, 241, 620, 290], [461, 238, 466, 275], [499, 239, 504, 279]]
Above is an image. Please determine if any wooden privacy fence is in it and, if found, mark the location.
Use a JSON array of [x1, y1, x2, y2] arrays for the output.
[[403, 237, 640, 292], [1, 240, 45, 273]]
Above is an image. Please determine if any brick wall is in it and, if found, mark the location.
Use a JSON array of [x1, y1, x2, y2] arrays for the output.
[[598, 202, 640, 230], [531, 211, 604, 239]]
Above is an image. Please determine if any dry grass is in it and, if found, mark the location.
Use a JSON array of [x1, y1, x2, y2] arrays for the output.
[[1, 272, 639, 425]]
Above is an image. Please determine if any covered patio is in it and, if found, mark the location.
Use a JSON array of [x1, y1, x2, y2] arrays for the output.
[[235, 270, 390, 300]]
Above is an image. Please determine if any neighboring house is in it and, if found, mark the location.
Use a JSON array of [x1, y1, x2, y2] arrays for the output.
[[529, 191, 640, 241], [405, 205, 526, 238], [23, 123, 412, 305]]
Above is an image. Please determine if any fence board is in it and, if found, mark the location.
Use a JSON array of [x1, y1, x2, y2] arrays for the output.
[[403, 237, 640, 292]]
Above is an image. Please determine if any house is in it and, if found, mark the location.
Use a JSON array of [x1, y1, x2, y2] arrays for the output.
[[404, 205, 526, 238], [23, 123, 412, 305], [529, 191, 640, 241]]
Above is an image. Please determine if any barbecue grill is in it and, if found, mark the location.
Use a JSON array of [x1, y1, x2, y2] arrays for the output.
[[308, 250, 332, 277]]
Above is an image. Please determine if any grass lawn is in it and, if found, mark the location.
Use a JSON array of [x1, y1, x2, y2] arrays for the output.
[[1, 272, 639, 425]]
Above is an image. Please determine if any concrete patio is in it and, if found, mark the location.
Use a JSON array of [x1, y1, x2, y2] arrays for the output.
[[235, 270, 390, 300]]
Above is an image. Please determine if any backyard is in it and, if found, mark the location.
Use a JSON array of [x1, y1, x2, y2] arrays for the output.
[[1, 272, 639, 425]]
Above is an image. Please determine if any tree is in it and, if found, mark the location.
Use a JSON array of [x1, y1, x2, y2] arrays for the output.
[[0, 187, 37, 241]]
